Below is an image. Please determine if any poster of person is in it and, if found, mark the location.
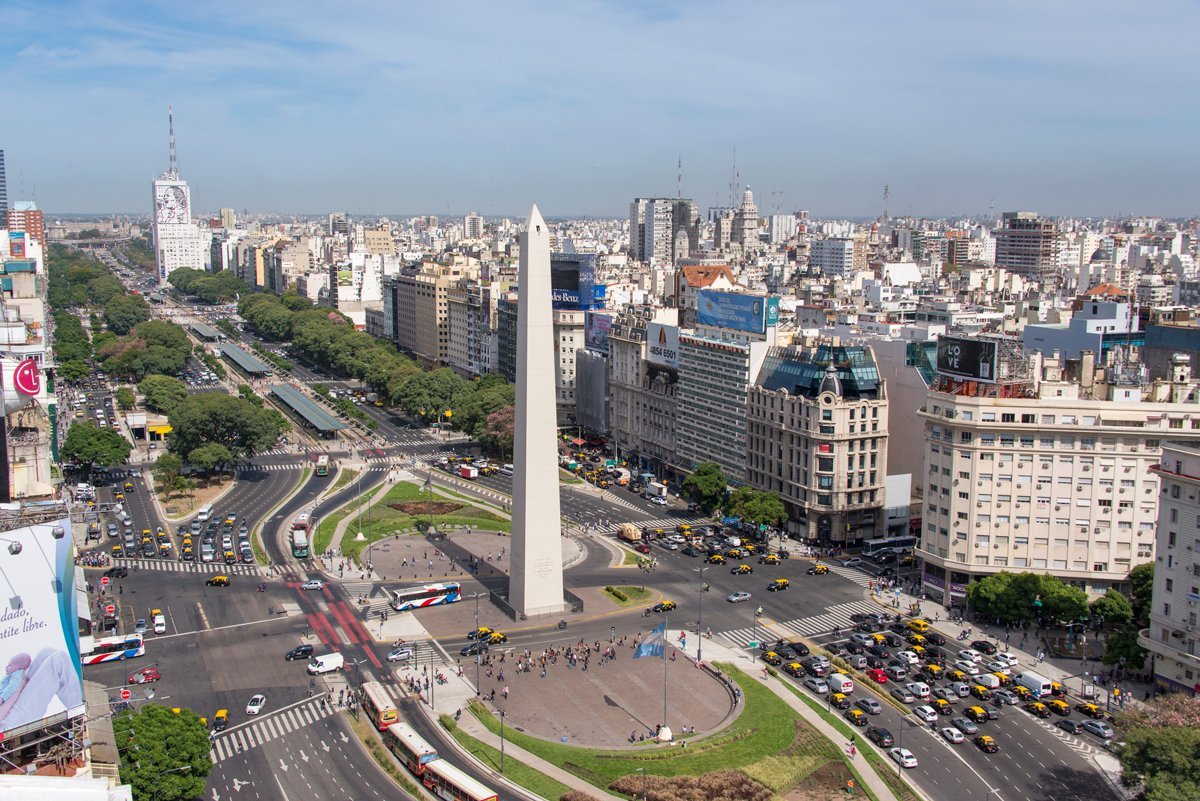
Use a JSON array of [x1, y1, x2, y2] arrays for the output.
[[0, 518, 84, 736]]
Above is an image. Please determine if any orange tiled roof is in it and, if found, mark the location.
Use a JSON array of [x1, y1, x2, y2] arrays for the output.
[[681, 264, 736, 288]]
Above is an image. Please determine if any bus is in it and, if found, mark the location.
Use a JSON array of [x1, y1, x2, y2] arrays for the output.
[[383, 722, 439, 774], [361, 681, 398, 731], [315, 455, 330, 477], [291, 514, 311, 558], [82, 634, 145, 665], [862, 536, 917, 557], [390, 582, 462, 612], [422, 758, 498, 801]]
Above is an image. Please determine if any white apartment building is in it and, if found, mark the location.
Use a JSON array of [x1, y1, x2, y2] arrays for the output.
[[1141, 441, 1200, 696], [607, 313, 680, 480], [918, 351, 1200, 607], [810, 238, 854, 277], [445, 279, 503, 379], [554, 309, 585, 418]]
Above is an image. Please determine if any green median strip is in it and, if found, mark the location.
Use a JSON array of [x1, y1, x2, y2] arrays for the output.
[[440, 715, 573, 800]]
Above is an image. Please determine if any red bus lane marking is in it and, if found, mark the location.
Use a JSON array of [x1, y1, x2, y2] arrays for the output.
[[306, 612, 338, 648], [327, 601, 383, 669]]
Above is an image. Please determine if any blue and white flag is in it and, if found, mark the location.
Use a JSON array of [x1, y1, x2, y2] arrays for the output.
[[635, 622, 667, 659]]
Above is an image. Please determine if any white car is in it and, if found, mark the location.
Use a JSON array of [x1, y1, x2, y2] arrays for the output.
[[993, 652, 1020, 668], [984, 660, 1011, 675], [666, 534, 688, 544], [889, 747, 918, 769], [959, 649, 983, 663], [301, 579, 325, 591], [954, 660, 982, 675], [913, 705, 938, 724], [896, 650, 920, 665], [660, 541, 679, 550], [941, 727, 965, 744], [650, 496, 667, 506], [246, 694, 266, 715]]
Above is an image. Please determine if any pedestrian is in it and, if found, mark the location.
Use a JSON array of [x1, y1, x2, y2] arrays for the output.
[[503, 685, 509, 700]]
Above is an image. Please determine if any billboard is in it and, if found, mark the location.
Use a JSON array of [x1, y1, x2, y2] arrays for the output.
[[936, 336, 998, 383], [0, 517, 85, 738], [646, 322, 680, 368], [696, 289, 780, 334], [585, 312, 613, 354], [9, 232, 25, 259], [336, 270, 354, 287], [550, 253, 601, 310]]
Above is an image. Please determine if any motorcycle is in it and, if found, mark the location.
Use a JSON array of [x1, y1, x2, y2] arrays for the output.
[[257, 583, 268, 593], [701, 583, 710, 593], [557, 619, 568, 630]]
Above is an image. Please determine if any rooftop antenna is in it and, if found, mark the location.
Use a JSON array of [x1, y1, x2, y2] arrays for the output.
[[730, 147, 738, 208], [882, 184, 889, 223], [167, 105, 178, 179], [677, 155, 682, 199]]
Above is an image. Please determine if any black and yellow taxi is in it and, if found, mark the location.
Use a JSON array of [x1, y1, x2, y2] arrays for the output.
[[947, 669, 968, 683], [1024, 701, 1051, 718], [907, 633, 927, 646], [112, 543, 124, 557], [964, 705, 990, 724], [844, 708, 869, 727], [731, 564, 754, 575], [1075, 702, 1105, 719], [725, 548, 744, 559], [741, 543, 758, 555], [1010, 685, 1033, 701], [807, 564, 829, 575], [783, 662, 805, 677], [114, 491, 125, 502], [970, 685, 992, 701], [758, 553, 781, 565], [124, 481, 135, 492], [922, 664, 944, 680], [212, 709, 229, 731], [485, 631, 508, 645], [651, 601, 677, 613], [675, 524, 692, 535], [706, 554, 727, 565], [206, 574, 230, 587], [761, 651, 783, 666], [991, 672, 1013, 687], [468, 626, 494, 640], [932, 698, 953, 715], [830, 692, 851, 709], [180, 546, 194, 561], [767, 578, 790, 592], [1049, 681, 1066, 697], [1047, 699, 1071, 716], [974, 734, 999, 753]]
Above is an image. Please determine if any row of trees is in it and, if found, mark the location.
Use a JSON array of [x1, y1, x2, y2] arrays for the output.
[[682, 462, 786, 528], [167, 267, 247, 304], [46, 243, 125, 309], [96, 319, 193, 382]]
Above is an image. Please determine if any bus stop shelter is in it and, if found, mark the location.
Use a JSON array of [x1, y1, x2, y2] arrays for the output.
[[270, 384, 345, 439], [219, 343, 272, 378]]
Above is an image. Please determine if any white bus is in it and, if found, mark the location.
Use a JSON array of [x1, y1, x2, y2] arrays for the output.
[[82, 634, 145, 665], [390, 582, 462, 612], [862, 536, 917, 557]]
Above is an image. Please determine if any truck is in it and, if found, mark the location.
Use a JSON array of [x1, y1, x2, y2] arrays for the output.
[[1014, 670, 1053, 698], [291, 514, 311, 558], [617, 523, 642, 544], [612, 468, 631, 486], [645, 482, 668, 499], [459, 465, 479, 480], [366, 392, 380, 406]]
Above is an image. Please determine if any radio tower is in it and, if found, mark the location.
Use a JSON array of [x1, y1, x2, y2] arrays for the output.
[[677, 155, 682, 199], [167, 105, 179, 179], [882, 184, 889, 223]]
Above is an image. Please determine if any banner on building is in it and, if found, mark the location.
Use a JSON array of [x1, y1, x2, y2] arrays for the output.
[[696, 289, 779, 334], [336, 270, 354, 287], [9, 232, 25, 258], [13, 359, 41, 397], [645, 322, 679, 368], [0, 517, 85, 738], [584, 312, 613, 354], [935, 336, 998, 384]]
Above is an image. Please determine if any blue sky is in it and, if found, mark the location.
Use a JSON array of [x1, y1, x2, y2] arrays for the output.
[[3, 1, 1198, 218]]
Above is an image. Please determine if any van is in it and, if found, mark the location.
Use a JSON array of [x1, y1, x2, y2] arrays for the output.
[[829, 674, 855, 694], [844, 654, 868, 670], [307, 652, 345, 675], [197, 506, 213, 523], [499, 464, 514, 476], [978, 674, 1001, 690], [906, 619, 931, 634], [1015, 670, 1053, 698], [724, 535, 742, 548]]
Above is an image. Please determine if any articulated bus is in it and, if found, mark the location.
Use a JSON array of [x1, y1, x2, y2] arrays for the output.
[[315, 455, 330, 477], [383, 722, 438, 774], [361, 681, 398, 731], [82, 634, 145, 665], [390, 581, 462, 612]]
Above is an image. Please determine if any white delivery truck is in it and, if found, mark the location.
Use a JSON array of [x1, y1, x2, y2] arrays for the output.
[[1015, 670, 1053, 698], [645, 482, 668, 499]]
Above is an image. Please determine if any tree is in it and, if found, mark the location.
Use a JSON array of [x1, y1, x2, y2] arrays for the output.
[[58, 359, 89, 382], [104, 294, 151, 335], [112, 703, 212, 801], [138, 375, 188, 414], [966, 571, 1088, 624], [115, 386, 136, 411], [1102, 627, 1148, 670], [682, 462, 728, 512], [1091, 589, 1134, 628], [479, 406, 514, 457], [1116, 695, 1200, 801], [187, 443, 233, 476], [725, 486, 786, 528], [167, 393, 287, 458], [62, 422, 133, 477], [1130, 562, 1155, 626], [151, 453, 184, 490]]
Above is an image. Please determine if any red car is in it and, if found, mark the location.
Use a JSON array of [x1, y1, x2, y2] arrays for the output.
[[866, 668, 889, 684], [128, 667, 161, 685], [634, 543, 652, 554]]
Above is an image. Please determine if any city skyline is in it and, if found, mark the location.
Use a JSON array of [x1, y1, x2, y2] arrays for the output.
[[4, 1, 1199, 218]]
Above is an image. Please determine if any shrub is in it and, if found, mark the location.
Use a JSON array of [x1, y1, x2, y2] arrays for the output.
[[605, 586, 628, 602], [609, 769, 771, 801]]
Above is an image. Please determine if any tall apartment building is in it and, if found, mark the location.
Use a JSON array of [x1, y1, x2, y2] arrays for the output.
[[607, 313, 680, 480], [5, 201, 44, 248], [1141, 441, 1200, 696], [810, 238, 855, 277], [151, 109, 208, 285], [994, 211, 1061, 287], [747, 343, 889, 543], [918, 339, 1200, 607], [628, 197, 699, 266], [769, 214, 797, 245], [464, 212, 484, 240], [445, 279, 503, 378], [0, 149, 7, 228], [382, 263, 475, 368]]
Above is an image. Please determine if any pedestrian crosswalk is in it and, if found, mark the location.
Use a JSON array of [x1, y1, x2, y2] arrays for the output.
[[252, 461, 397, 473], [718, 599, 888, 648], [113, 557, 265, 576], [210, 697, 336, 763], [603, 517, 690, 533]]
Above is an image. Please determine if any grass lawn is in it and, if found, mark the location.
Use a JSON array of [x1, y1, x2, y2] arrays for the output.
[[605, 586, 651, 607], [440, 716, 573, 800], [314, 504, 357, 556], [330, 467, 358, 494], [468, 663, 839, 793], [340, 482, 510, 562]]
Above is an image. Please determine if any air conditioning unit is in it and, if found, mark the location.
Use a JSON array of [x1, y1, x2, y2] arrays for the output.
[[1083, 466, 1091, 472], [976, 522, 982, 528], [1095, 527, 1101, 534], [954, 479, 959, 486]]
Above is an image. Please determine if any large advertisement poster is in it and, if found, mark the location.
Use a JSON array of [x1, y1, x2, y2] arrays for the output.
[[646, 322, 679, 368], [0, 517, 84, 737], [585, 312, 613, 354], [550, 254, 598, 309], [696, 289, 777, 334], [336, 269, 354, 287], [936, 336, 999, 383]]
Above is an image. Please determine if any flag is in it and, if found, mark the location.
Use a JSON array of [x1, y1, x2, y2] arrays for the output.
[[635, 622, 666, 659], [423, 472, 432, 494]]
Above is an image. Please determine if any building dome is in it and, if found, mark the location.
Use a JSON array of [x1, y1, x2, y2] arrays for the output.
[[819, 363, 843, 398]]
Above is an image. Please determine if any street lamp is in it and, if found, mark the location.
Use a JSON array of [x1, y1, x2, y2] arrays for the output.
[[498, 708, 506, 772], [468, 591, 486, 693], [694, 566, 709, 663], [635, 767, 648, 801], [152, 765, 192, 801]]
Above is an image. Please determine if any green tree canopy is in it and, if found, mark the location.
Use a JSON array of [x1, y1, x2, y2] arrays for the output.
[[966, 571, 1089, 623], [115, 386, 136, 411], [394, 368, 469, 422], [1130, 562, 1154, 626], [1091, 589, 1134, 628], [168, 267, 247, 304], [725, 486, 786, 528], [682, 462, 728, 512], [62, 422, 133, 475], [104, 294, 151, 335], [1117, 694, 1200, 801], [187, 443, 233, 474], [151, 453, 184, 489], [138, 375, 189, 414], [112, 703, 212, 801], [167, 392, 287, 458]]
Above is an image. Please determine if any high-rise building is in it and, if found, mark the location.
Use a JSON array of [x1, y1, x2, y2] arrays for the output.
[[769, 214, 797, 244], [151, 108, 208, 285], [628, 197, 699, 266], [733, 187, 759, 249], [5, 201, 44, 248], [1142, 441, 1200, 696], [810, 238, 855, 277], [994, 211, 1061, 287], [607, 311, 680, 480], [464, 211, 484, 240], [747, 343, 889, 543], [0, 150, 7, 229], [219, 207, 236, 229]]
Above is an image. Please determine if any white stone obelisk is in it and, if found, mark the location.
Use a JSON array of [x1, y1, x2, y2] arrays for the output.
[[509, 205, 565, 617]]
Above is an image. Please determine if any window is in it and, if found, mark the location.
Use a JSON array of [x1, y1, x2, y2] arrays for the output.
[[960, 431, 973, 443], [1041, 415, 1056, 424], [1001, 413, 1016, 423]]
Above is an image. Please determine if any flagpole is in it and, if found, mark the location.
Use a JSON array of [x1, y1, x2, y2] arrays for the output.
[[663, 612, 669, 737]]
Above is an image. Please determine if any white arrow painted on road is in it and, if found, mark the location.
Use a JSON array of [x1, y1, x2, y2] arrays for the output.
[[211, 791, 221, 801], [278, 759, 289, 773], [320, 741, 330, 753], [299, 750, 309, 763], [231, 779, 248, 792], [338, 731, 349, 744]]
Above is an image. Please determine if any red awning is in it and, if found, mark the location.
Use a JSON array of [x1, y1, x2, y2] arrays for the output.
[[570, 438, 586, 446]]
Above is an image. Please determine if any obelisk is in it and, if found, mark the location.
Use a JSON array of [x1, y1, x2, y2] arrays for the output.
[[508, 205, 565, 617]]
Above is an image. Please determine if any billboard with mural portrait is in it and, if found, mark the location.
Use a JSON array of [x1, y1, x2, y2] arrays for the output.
[[584, 312, 613, 354], [0, 516, 85, 738], [696, 289, 779, 334]]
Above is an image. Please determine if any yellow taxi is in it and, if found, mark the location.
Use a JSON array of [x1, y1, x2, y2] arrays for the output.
[[783, 662, 804, 677], [907, 633, 927, 646], [932, 698, 953, 715], [758, 553, 781, 565], [844, 708, 869, 727], [731, 564, 754, 575], [1047, 699, 1070, 716], [974, 734, 999, 753], [761, 651, 783, 666], [206, 575, 230, 587], [991, 672, 1012, 687], [906, 619, 931, 634], [674, 524, 692, 534], [970, 685, 992, 701], [1024, 701, 1051, 718], [124, 481, 134, 492], [725, 548, 744, 559], [741, 543, 758, 555], [809, 564, 829, 575], [923, 664, 944, 680], [112, 543, 124, 557], [947, 669, 968, 683], [1075, 702, 1104, 719], [212, 709, 229, 731], [706, 554, 727, 565], [767, 578, 790, 592], [1011, 685, 1033, 701], [830, 692, 851, 710]]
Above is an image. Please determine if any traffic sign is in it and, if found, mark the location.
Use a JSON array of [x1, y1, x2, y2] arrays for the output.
[[105, 604, 115, 616], [120, 689, 131, 700], [101, 576, 110, 587]]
